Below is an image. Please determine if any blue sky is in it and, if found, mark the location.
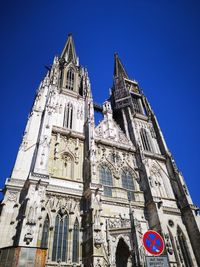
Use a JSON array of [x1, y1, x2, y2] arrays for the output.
[[0, 0, 200, 207]]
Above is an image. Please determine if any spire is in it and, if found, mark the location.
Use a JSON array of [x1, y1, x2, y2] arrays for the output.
[[61, 33, 78, 64], [114, 53, 128, 78]]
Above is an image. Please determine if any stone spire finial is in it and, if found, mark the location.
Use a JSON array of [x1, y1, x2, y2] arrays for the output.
[[61, 33, 78, 65], [114, 53, 128, 78]]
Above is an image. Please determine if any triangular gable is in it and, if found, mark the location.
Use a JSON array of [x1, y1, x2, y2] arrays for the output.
[[95, 117, 131, 146]]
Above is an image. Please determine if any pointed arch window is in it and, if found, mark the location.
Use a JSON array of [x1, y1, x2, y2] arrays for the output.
[[52, 213, 69, 262], [132, 96, 141, 113], [99, 165, 113, 197], [63, 103, 73, 129], [131, 95, 145, 114], [72, 219, 79, 263], [177, 226, 193, 267], [41, 215, 50, 248], [122, 169, 135, 201], [66, 68, 74, 90], [140, 128, 153, 152]]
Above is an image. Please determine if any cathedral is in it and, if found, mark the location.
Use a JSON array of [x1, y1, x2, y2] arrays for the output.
[[0, 34, 200, 267]]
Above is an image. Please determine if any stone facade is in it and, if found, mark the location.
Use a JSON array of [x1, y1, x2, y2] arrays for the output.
[[0, 34, 200, 267]]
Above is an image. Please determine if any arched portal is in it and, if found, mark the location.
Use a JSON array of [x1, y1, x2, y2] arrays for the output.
[[116, 238, 131, 267]]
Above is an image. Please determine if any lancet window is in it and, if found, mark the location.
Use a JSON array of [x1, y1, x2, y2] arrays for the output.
[[72, 219, 79, 263], [66, 68, 74, 90], [99, 165, 113, 197], [121, 169, 135, 201], [63, 103, 73, 129], [140, 128, 153, 152], [132, 96, 142, 114], [52, 213, 69, 262], [41, 215, 50, 248]]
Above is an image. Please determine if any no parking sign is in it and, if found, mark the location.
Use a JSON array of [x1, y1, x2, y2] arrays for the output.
[[143, 230, 164, 256]]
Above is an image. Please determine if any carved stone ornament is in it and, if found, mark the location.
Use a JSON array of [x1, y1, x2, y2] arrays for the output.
[[95, 258, 102, 267], [24, 226, 34, 245], [47, 196, 58, 212], [46, 195, 79, 214], [7, 191, 18, 202], [19, 133, 28, 151], [164, 232, 174, 255], [94, 232, 103, 248], [150, 164, 160, 177], [27, 202, 37, 225], [108, 214, 130, 229]]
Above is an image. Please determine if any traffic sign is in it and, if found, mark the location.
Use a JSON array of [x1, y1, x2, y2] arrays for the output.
[[146, 256, 169, 267], [143, 230, 164, 256]]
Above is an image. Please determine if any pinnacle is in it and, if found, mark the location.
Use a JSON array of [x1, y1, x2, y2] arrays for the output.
[[114, 53, 128, 78], [61, 33, 78, 64]]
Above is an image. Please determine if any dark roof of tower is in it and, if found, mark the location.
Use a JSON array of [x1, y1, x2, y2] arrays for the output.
[[61, 33, 77, 63], [114, 53, 128, 78]]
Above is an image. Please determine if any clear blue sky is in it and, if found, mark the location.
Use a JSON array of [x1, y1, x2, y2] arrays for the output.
[[0, 1, 200, 207]]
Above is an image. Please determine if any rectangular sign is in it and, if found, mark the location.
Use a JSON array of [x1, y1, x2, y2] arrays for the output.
[[146, 256, 169, 267]]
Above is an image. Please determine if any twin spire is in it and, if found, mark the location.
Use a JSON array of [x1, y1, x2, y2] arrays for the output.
[[61, 34, 129, 79]]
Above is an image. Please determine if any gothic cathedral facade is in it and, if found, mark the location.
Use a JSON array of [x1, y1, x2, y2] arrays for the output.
[[0, 35, 200, 267]]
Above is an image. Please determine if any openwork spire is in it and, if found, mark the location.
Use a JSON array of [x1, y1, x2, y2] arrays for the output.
[[61, 33, 78, 64], [114, 53, 128, 78]]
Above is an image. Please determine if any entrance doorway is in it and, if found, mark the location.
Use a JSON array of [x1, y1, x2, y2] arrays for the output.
[[116, 238, 131, 267]]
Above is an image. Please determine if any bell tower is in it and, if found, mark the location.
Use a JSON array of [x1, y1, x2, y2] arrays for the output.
[[0, 34, 92, 266], [111, 54, 200, 266]]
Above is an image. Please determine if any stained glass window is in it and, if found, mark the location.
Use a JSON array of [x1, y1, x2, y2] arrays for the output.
[[140, 128, 153, 152], [99, 165, 113, 197], [66, 68, 74, 90], [41, 216, 49, 248], [52, 214, 69, 262], [72, 219, 79, 263], [122, 169, 135, 201]]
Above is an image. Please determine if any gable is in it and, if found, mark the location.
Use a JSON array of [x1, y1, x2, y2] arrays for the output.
[[94, 117, 131, 146]]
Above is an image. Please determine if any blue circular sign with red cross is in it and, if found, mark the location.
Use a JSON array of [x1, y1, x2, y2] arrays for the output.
[[143, 230, 164, 256]]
